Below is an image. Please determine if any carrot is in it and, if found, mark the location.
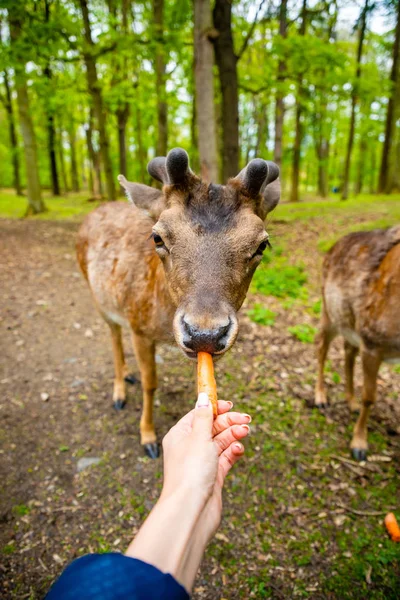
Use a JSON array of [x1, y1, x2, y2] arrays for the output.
[[384, 513, 400, 542], [197, 352, 218, 418]]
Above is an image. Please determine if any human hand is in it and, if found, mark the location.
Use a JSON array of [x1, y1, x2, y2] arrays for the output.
[[126, 396, 250, 592], [161, 393, 251, 538]]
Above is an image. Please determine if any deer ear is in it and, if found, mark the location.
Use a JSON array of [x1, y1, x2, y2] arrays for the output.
[[118, 176, 166, 219], [259, 177, 280, 220], [147, 157, 169, 184], [233, 159, 280, 219]]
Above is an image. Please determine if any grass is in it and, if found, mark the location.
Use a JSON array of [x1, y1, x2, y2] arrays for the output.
[[247, 304, 276, 326], [288, 323, 317, 343], [0, 189, 103, 220], [274, 192, 400, 224]]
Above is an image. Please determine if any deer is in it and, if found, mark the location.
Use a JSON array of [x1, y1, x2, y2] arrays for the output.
[[77, 148, 280, 458], [314, 225, 400, 460]]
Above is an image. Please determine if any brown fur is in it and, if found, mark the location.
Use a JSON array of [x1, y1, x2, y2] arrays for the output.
[[315, 225, 400, 458], [77, 168, 280, 452]]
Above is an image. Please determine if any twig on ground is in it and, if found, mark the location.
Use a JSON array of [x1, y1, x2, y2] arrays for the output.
[[337, 502, 397, 517]]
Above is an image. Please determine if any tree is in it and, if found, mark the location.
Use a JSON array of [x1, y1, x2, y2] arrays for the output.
[[0, 70, 23, 196], [290, 0, 308, 203], [341, 0, 369, 200], [213, 0, 239, 181], [8, 4, 45, 214], [193, 0, 218, 182], [43, 0, 60, 196], [154, 0, 168, 157], [274, 0, 288, 170], [79, 0, 116, 201], [378, 0, 400, 193]]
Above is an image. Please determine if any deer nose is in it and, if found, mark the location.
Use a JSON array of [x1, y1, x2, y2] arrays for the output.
[[182, 318, 231, 354]]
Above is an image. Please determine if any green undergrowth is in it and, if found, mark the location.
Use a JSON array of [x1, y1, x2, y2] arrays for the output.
[[247, 304, 276, 326], [288, 323, 317, 343], [252, 245, 308, 300]]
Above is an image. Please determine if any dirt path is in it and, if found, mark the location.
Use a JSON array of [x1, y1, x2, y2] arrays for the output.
[[1, 217, 399, 599]]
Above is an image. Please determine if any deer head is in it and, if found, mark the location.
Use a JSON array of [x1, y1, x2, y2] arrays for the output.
[[118, 148, 280, 358]]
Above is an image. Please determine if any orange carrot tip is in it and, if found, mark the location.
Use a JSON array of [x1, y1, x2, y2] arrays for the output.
[[384, 512, 400, 542], [197, 352, 218, 418]]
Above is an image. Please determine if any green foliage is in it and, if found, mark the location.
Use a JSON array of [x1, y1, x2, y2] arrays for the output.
[[12, 504, 30, 516], [247, 304, 276, 326], [288, 323, 317, 343], [253, 258, 308, 299]]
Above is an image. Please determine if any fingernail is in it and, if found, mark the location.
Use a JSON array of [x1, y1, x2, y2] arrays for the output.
[[227, 401, 233, 409], [196, 392, 209, 408], [241, 424, 250, 433], [234, 443, 243, 451], [244, 414, 252, 423]]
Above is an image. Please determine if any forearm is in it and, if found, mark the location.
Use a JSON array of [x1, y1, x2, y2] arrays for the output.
[[125, 488, 207, 592]]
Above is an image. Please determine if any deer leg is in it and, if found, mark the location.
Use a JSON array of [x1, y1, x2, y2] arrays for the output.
[[131, 333, 159, 459], [315, 313, 336, 410], [109, 323, 127, 411], [344, 341, 359, 413], [350, 350, 381, 461]]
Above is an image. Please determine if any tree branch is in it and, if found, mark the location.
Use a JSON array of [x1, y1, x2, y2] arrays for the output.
[[237, 0, 267, 61]]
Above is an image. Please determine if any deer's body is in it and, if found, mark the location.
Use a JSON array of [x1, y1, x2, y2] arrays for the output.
[[77, 202, 174, 342], [315, 225, 400, 460], [77, 149, 280, 457]]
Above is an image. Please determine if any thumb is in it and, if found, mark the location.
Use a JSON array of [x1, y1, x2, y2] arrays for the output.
[[192, 392, 213, 439]]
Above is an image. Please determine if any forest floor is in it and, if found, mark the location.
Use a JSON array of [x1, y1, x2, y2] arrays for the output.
[[1, 190, 400, 599]]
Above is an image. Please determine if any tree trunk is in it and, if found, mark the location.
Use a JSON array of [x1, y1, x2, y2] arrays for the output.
[[254, 98, 268, 157], [355, 107, 370, 195], [341, 0, 368, 200], [86, 110, 102, 198], [290, 0, 307, 203], [80, 0, 115, 200], [314, 97, 330, 198], [274, 0, 288, 169], [57, 126, 69, 193], [194, 0, 218, 182], [317, 138, 329, 197], [3, 71, 23, 196], [43, 2, 60, 196], [134, 90, 146, 182], [213, 0, 239, 181], [117, 106, 129, 178], [154, 0, 168, 156], [68, 121, 80, 192], [378, 0, 400, 193], [8, 10, 45, 214]]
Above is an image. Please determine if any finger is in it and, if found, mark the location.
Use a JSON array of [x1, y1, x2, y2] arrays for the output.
[[217, 442, 245, 486], [214, 424, 250, 455], [217, 400, 233, 415], [192, 392, 213, 439], [213, 411, 251, 435]]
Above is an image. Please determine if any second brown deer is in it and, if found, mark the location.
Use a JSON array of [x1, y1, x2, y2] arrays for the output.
[[315, 225, 400, 460], [77, 148, 280, 457]]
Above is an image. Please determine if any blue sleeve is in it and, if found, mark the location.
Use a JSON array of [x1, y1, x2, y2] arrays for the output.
[[45, 553, 190, 600]]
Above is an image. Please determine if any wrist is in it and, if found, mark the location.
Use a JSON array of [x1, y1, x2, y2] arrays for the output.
[[159, 482, 209, 514]]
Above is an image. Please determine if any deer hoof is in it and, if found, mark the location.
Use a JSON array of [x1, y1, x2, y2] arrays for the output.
[[144, 442, 160, 459], [113, 399, 126, 411], [351, 448, 367, 462], [124, 374, 138, 385]]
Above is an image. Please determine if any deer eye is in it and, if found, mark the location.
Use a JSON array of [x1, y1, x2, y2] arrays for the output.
[[152, 232, 165, 248], [251, 239, 271, 260]]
